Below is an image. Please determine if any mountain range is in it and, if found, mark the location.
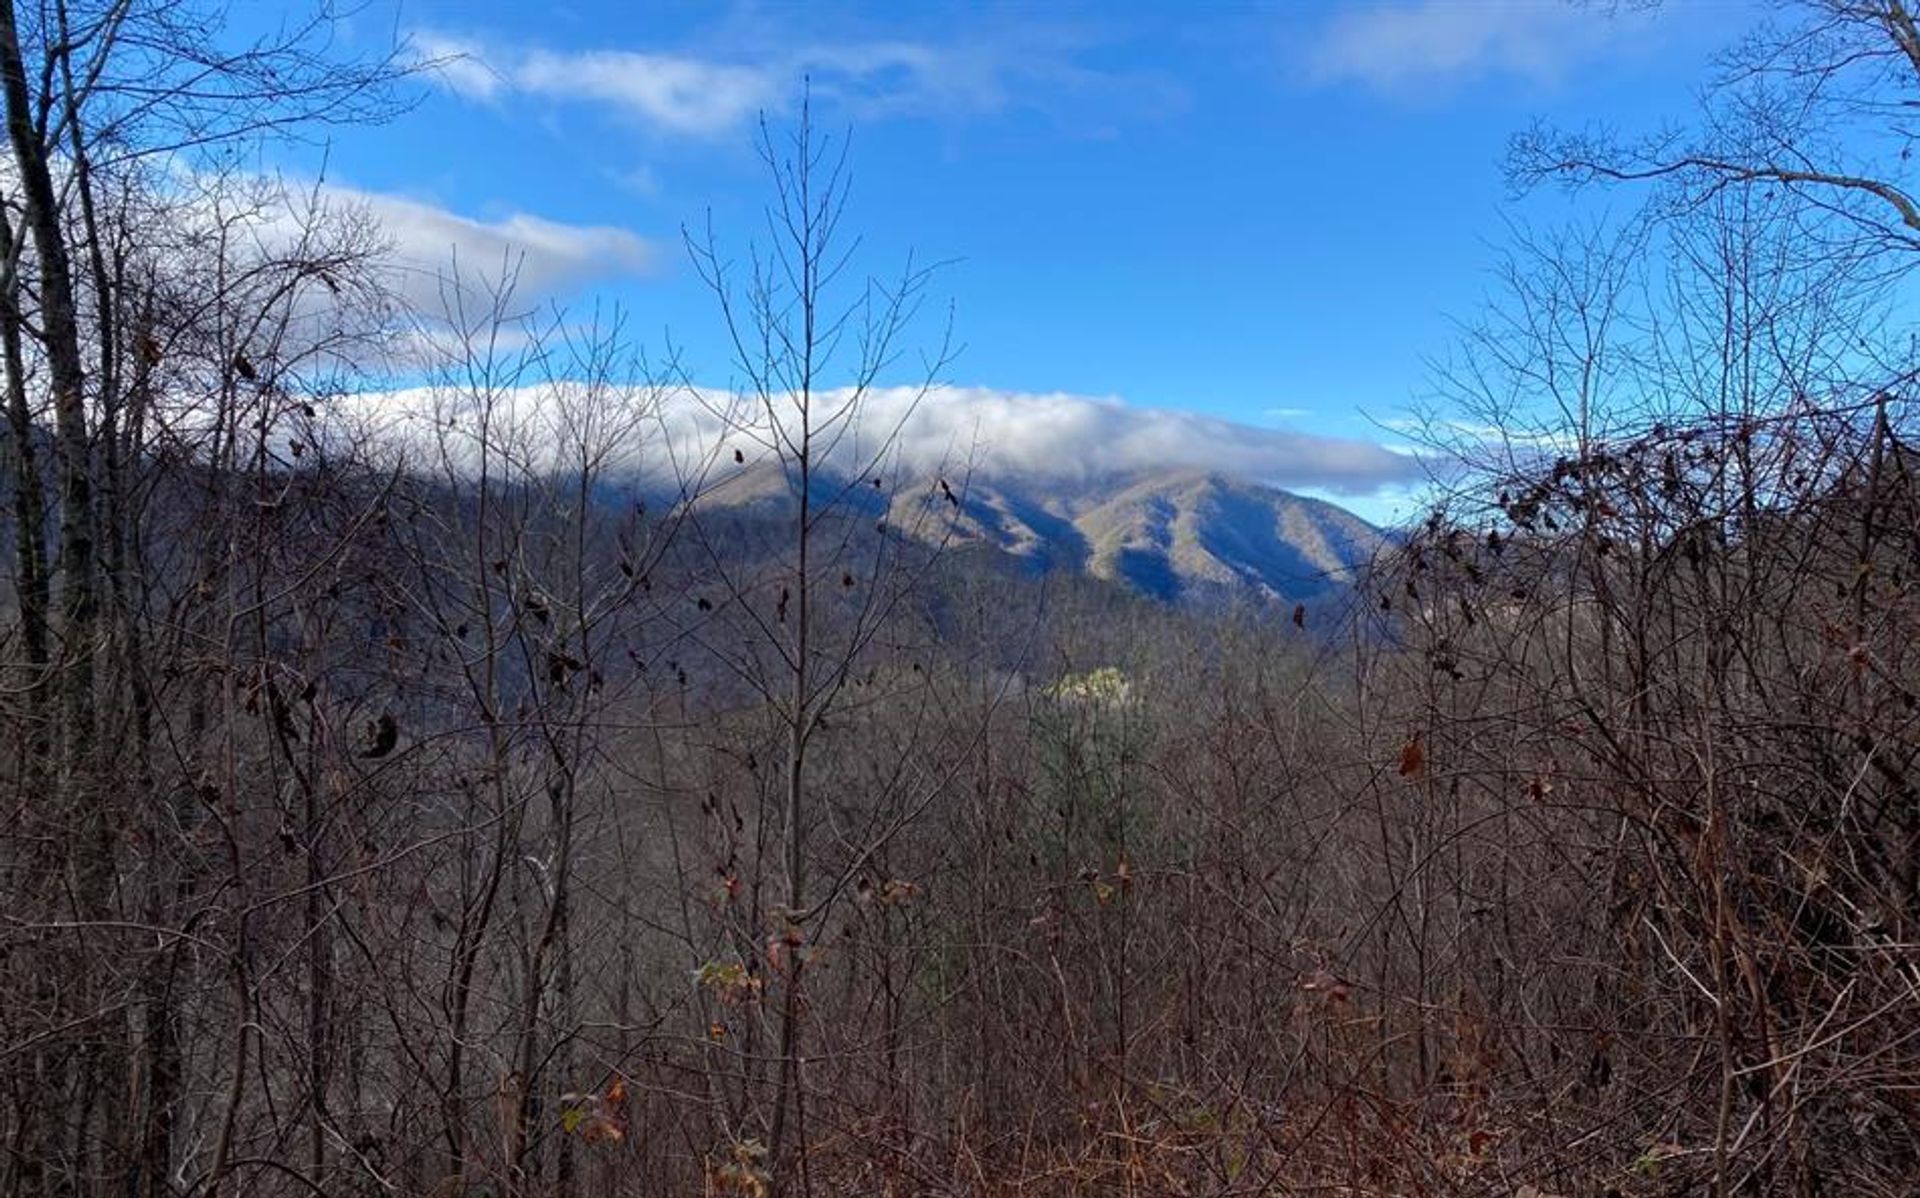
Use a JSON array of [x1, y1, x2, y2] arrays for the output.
[[699, 463, 1387, 608]]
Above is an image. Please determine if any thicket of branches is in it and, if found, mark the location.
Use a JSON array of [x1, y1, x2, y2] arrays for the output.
[[1, 2, 1918, 1197]]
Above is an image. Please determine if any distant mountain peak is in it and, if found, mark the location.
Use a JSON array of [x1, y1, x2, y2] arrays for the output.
[[686, 459, 1384, 608], [909, 465, 1383, 607]]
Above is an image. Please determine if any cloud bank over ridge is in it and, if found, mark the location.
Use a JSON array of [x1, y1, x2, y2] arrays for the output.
[[346, 382, 1421, 499], [876, 387, 1417, 494]]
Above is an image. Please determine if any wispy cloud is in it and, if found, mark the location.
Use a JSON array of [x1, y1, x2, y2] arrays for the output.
[[1303, 1, 1651, 93], [413, 29, 774, 133], [412, 30, 505, 101], [410, 24, 1167, 137], [513, 49, 779, 136]]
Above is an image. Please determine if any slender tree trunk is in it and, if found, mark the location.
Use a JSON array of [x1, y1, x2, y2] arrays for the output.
[[0, 201, 48, 772], [0, 10, 104, 1193], [768, 376, 814, 1194], [0, 0, 98, 804]]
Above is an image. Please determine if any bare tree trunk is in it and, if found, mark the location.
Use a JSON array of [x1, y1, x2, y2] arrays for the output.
[[0, 8, 103, 1192], [768, 434, 812, 1186], [0, 0, 98, 807], [0, 200, 48, 773]]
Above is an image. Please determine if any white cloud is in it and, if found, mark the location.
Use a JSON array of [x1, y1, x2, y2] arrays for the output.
[[342, 382, 1424, 497], [881, 387, 1419, 494], [408, 30, 782, 136], [137, 176, 657, 381], [296, 181, 656, 314], [515, 49, 779, 136], [1305, 1, 1649, 93]]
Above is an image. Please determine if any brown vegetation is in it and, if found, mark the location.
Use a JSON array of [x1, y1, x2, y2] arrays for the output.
[[1, 3, 1919, 1196]]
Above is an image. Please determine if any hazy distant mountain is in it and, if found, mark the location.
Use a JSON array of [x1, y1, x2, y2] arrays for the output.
[[906, 469, 1385, 605], [1074, 470, 1383, 604], [688, 462, 1385, 607]]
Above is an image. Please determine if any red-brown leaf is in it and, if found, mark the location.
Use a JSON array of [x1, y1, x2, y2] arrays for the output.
[[1397, 733, 1426, 779]]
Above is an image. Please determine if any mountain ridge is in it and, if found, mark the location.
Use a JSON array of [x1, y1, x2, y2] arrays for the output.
[[695, 461, 1387, 608]]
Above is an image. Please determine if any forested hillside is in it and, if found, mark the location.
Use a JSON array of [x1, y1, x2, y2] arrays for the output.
[[1, 3, 1918, 1198]]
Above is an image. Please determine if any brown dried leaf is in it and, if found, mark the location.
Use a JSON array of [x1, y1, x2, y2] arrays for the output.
[[1397, 732, 1426, 779]]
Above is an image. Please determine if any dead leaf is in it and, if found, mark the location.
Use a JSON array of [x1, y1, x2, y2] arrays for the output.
[[1397, 732, 1426, 779]]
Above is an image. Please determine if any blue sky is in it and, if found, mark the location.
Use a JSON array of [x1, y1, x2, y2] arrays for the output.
[[276, 0, 1758, 522]]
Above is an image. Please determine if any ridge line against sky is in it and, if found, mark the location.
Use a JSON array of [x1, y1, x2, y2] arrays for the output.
[[255, 0, 1752, 523]]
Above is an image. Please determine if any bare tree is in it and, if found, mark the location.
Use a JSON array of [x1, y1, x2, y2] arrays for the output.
[[680, 95, 961, 1192]]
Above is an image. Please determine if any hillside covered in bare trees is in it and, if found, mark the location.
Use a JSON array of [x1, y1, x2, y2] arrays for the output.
[[2, 3, 1920, 1197]]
